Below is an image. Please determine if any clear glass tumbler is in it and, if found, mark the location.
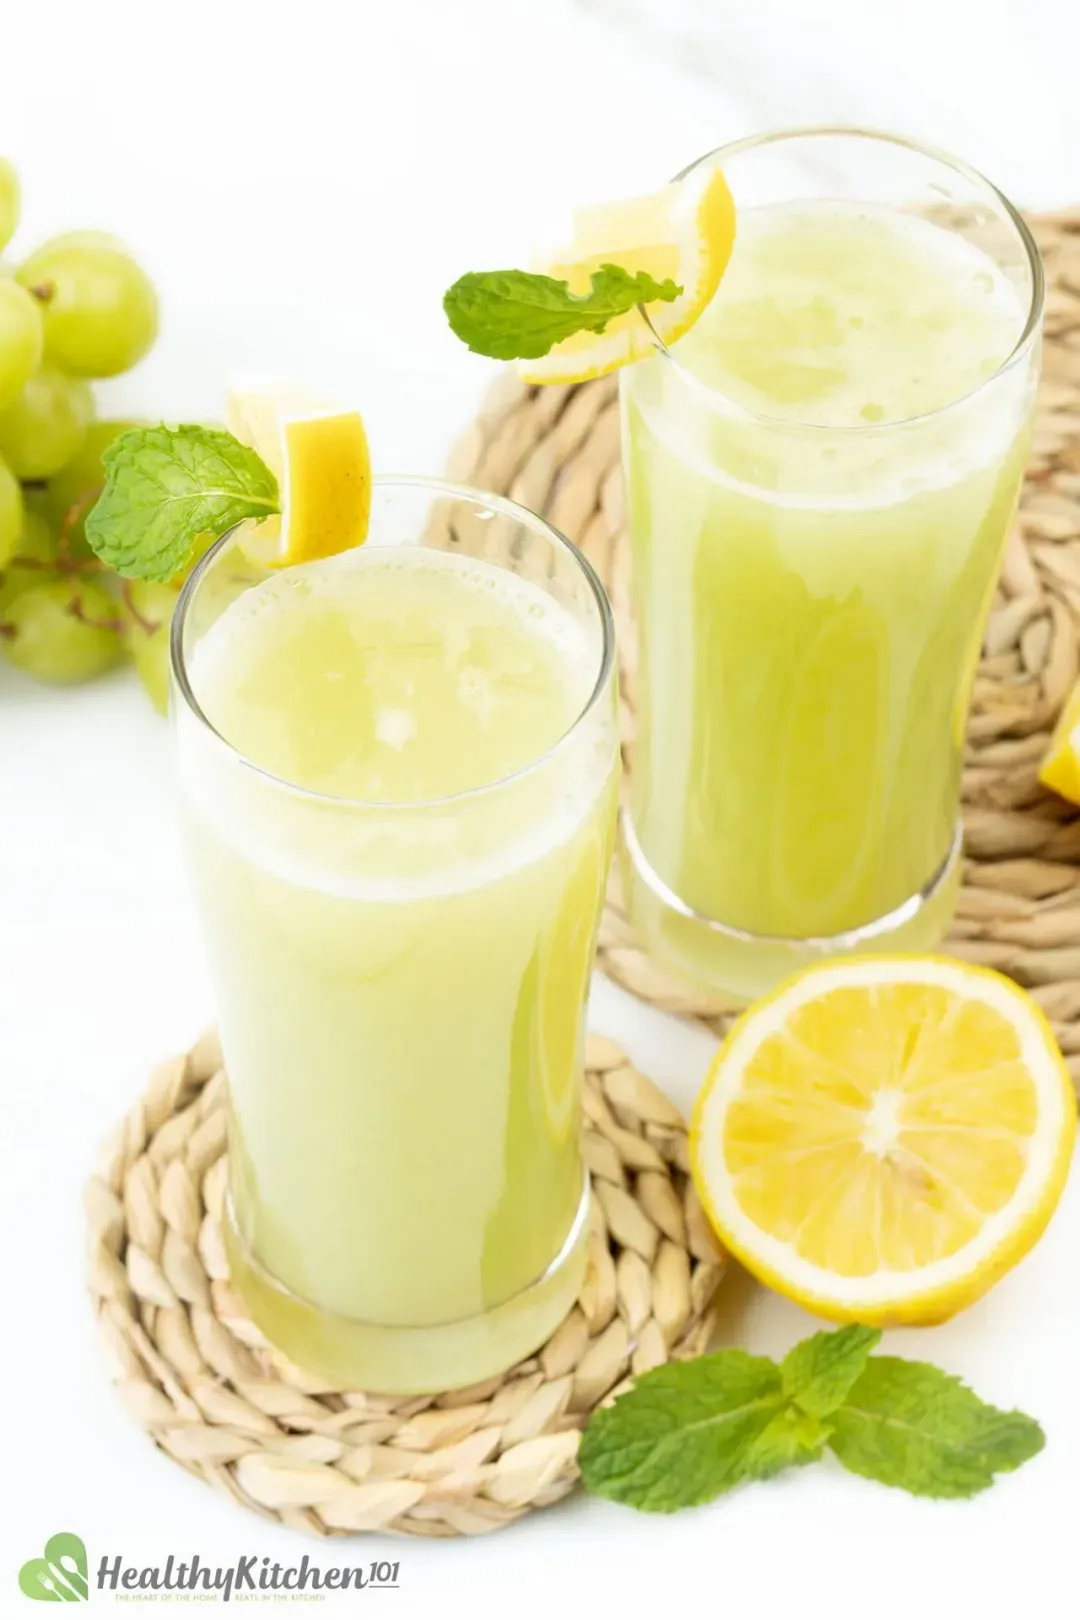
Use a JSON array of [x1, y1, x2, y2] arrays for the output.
[[620, 128, 1043, 1003], [171, 479, 618, 1393]]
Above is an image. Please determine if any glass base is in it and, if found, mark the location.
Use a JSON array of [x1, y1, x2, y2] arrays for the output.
[[621, 812, 964, 1006], [223, 1180, 591, 1396]]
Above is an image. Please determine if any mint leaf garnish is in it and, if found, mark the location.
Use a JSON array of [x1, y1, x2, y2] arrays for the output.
[[578, 1350, 782, 1512], [746, 1404, 831, 1479], [578, 1328, 1044, 1513], [84, 424, 279, 583], [781, 1324, 881, 1418], [828, 1357, 1045, 1499], [443, 264, 682, 361]]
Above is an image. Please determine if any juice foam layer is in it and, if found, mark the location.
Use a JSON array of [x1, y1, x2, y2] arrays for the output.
[[181, 547, 614, 901], [678, 201, 1027, 428], [192, 546, 594, 803]]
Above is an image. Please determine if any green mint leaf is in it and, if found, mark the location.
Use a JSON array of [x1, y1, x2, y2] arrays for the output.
[[829, 1357, 1045, 1499], [85, 424, 279, 583], [781, 1324, 882, 1419], [578, 1349, 783, 1512], [744, 1404, 832, 1480], [443, 264, 682, 361]]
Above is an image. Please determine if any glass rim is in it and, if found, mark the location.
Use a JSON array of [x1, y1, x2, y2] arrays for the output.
[[639, 123, 1045, 435], [169, 473, 616, 813]]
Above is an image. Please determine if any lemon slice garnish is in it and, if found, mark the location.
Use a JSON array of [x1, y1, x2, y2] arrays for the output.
[[517, 165, 735, 385], [225, 377, 370, 567], [691, 955, 1075, 1325]]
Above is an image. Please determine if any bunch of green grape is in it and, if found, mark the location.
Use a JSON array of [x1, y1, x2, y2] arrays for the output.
[[0, 155, 172, 711]]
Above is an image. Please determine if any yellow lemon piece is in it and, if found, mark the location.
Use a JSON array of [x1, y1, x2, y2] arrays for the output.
[[517, 165, 736, 385], [691, 955, 1075, 1326], [1039, 676, 1080, 803], [225, 378, 370, 567]]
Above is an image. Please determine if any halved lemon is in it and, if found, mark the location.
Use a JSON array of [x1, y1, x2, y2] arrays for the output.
[[691, 956, 1075, 1325], [1039, 676, 1080, 804], [225, 378, 371, 567], [517, 165, 736, 385]]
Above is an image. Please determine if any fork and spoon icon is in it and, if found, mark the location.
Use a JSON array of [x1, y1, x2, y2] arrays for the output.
[[18, 1533, 89, 1602]]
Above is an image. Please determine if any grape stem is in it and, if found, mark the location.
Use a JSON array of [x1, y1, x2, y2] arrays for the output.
[[59, 489, 105, 565], [68, 593, 125, 635], [120, 579, 159, 636], [6, 555, 53, 572], [0, 620, 14, 640], [26, 280, 55, 305]]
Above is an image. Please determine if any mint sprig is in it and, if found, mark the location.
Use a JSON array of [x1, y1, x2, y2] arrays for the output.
[[744, 1403, 832, 1480], [578, 1326, 1044, 1512], [84, 424, 279, 583], [443, 264, 682, 361]]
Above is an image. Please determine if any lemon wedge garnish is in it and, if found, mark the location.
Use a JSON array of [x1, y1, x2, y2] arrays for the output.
[[225, 378, 371, 567], [1039, 677, 1080, 803], [691, 955, 1075, 1326], [517, 165, 736, 385]]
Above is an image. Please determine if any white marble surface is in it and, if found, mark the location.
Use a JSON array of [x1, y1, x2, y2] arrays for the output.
[[2, 2, 1077, 1615]]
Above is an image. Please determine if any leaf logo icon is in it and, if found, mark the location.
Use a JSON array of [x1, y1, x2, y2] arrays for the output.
[[18, 1533, 88, 1602]]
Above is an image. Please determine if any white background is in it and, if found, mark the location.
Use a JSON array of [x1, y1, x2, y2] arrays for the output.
[[2, 2, 1079, 1615]]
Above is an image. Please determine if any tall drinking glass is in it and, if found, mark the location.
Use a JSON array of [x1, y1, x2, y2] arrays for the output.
[[620, 128, 1043, 1002], [171, 479, 618, 1393]]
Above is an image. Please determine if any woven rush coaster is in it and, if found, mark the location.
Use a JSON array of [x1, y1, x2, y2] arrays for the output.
[[446, 209, 1080, 1089], [86, 1031, 724, 1539]]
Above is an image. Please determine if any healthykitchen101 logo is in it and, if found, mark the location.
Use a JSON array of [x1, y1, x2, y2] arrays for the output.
[[19, 1532, 401, 1602]]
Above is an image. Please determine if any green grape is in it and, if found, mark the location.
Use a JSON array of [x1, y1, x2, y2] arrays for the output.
[[1, 574, 123, 683], [122, 578, 176, 630], [0, 365, 93, 479], [0, 158, 18, 255], [20, 482, 55, 532], [133, 631, 170, 713], [122, 580, 177, 714], [0, 279, 43, 409], [0, 454, 22, 566], [24, 229, 118, 252], [11, 505, 55, 564], [16, 234, 158, 378], [0, 506, 58, 614], [44, 417, 144, 557], [18, 483, 61, 551], [18, 506, 57, 560]]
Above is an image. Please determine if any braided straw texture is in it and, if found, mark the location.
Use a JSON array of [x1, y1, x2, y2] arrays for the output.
[[447, 211, 1080, 1080], [87, 1030, 724, 1538]]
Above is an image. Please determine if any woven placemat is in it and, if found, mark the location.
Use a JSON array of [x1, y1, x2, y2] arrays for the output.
[[447, 210, 1080, 1087], [86, 1030, 724, 1538]]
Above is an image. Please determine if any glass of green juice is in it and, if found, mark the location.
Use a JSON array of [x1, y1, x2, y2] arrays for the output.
[[171, 478, 618, 1394], [620, 127, 1044, 1003]]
